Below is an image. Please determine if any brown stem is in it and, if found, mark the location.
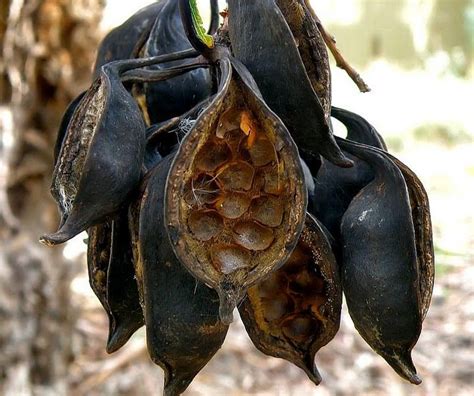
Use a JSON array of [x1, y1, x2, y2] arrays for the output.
[[307, 3, 370, 93]]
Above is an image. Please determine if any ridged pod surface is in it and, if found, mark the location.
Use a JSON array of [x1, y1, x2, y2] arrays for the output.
[[338, 138, 423, 384], [165, 57, 307, 324], [130, 155, 228, 396], [228, 0, 351, 168], [87, 215, 143, 354], [239, 213, 341, 385]]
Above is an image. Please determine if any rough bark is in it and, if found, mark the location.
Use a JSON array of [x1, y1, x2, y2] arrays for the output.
[[0, 1, 104, 394]]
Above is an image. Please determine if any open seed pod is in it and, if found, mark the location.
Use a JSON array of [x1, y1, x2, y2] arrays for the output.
[[165, 57, 307, 323], [143, 0, 214, 123], [228, 0, 351, 168], [43, 56, 172, 246], [275, 0, 332, 121], [338, 138, 423, 385], [53, 91, 86, 167], [239, 213, 341, 385], [130, 154, 228, 396], [87, 215, 144, 354]]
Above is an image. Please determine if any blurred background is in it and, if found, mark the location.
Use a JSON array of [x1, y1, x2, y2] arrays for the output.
[[0, 0, 473, 395]]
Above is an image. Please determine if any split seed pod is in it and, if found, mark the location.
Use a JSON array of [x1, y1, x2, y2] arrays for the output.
[[275, 0, 332, 120], [239, 213, 341, 385], [228, 0, 352, 168], [87, 215, 143, 354], [338, 138, 423, 384], [130, 155, 228, 396], [53, 92, 86, 167], [165, 57, 307, 323], [42, 59, 149, 245]]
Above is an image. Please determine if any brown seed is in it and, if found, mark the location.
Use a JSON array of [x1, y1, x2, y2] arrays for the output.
[[250, 195, 284, 227], [216, 108, 242, 138], [184, 174, 220, 206], [233, 221, 274, 251], [188, 210, 223, 241], [217, 160, 255, 191], [211, 244, 251, 274], [262, 294, 293, 322], [195, 141, 232, 172], [282, 315, 318, 342], [246, 135, 277, 167], [215, 193, 251, 219]]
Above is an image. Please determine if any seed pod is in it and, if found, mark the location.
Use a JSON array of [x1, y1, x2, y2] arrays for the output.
[[332, 108, 434, 319], [311, 107, 388, 239], [87, 215, 144, 354], [228, 0, 352, 168], [384, 154, 434, 320], [130, 154, 228, 396], [332, 106, 388, 150], [165, 57, 307, 324], [338, 138, 423, 384], [53, 91, 86, 167], [42, 59, 152, 246], [275, 0, 332, 120], [239, 213, 341, 385], [93, 2, 164, 75], [143, 0, 213, 123]]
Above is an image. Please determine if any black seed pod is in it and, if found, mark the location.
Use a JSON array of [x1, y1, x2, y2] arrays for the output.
[[93, 2, 164, 74], [143, 0, 213, 123], [53, 91, 86, 167], [87, 214, 143, 354], [130, 155, 228, 396], [42, 60, 148, 245], [228, 0, 352, 168], [331, 108, 434, 320], [165, 57, 307, 324], [240, 213, 341, 385], [311, 107, 388, 239], [338, 138, 423, 385]]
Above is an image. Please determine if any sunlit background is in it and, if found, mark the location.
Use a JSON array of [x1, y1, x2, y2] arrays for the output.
[[62, 1, 474, 395]]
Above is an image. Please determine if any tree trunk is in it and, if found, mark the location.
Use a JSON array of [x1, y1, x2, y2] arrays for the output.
[[0, 1, 104, 394]]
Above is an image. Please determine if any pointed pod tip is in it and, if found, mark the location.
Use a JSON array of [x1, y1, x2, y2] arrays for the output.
[[305, 363, 322, 386], [383, 349, 421, 385], [39, 231, 73, 246]]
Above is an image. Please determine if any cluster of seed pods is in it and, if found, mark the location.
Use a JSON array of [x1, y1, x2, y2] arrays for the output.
[[41, 1, 434, 395]]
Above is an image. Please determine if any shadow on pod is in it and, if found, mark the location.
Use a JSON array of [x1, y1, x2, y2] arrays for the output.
[[337, 138, 423, 385], [143, 0, 219, 123], [87, 214, 144, 354], [41, 53, 207, 246], [228, 0, 352, 168], [165, 56, 307, 324], [239, 213, 342, 386], [311, 106, 388, 239], [130, 154, 228, 396]]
